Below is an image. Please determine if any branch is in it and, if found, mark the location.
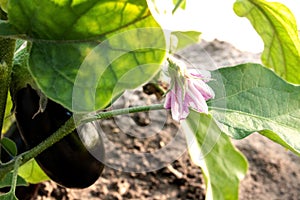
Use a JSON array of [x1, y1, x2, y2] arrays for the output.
[[0, 104, 165, 178], [80, 104, 165, 124], [0, 38, 15, 133]]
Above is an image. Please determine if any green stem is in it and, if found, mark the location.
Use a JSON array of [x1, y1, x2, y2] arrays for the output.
[[0, 14, 16, 166], [0, 38, 15, 133], [0, 8, 14, 133], [81, 104, 165, 124], [0, 104, 165, 178], [0, 117, 76, 179], [10, 156, 21, 195]]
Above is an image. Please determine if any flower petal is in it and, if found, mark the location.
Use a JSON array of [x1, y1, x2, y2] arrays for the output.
[[185, 87, 208, 114], [188, 69, 211, 82], [170, 90, 182, 121], [164, 92, 172, 109], [191, 79, 215, 100]]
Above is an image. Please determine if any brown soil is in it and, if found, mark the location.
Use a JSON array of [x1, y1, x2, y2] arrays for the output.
[[9, 40, 300, 200]]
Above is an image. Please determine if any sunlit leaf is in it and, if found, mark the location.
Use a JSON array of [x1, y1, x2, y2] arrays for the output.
[[3, 0, 167, 112], [146, 0, 200, 32], [208, 63, 300, 155], [1, 92, 14, 134], [29, 27, 166, 112], [0, 0, 7, 13], [3, 0, 152, 40], [234, 0, 300, 84], [172, 0, 186, 13], [170, 31, 201, 53], [18, 159, 49, 184], [183, 112, 248, 200]]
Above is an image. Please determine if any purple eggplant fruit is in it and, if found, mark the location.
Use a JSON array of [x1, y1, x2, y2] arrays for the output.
[[14, 85, 105, 188]]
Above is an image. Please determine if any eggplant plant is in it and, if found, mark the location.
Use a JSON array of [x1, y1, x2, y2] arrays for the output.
[[0, 0, 299, 200]]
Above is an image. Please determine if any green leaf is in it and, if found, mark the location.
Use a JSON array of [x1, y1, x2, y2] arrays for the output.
[[0, 157, 25, 200], [1, 92, 14, 134], [147, 0, 186, 15], [3, 0, 152, 40], [0, 0, 7, 13], [183, 112, 248, 200], [18, 159, 49, 184], [0, 137, 17, 157], [147, 0, 200, 33], [29, 27, 166, 112], [0, 172, 19, 200], [170, 31, 201, 53], [172, 0, 186, 13], [11, 0, 166, 112], [11, 40, 36, 93], [208, 63, 300, 155], [234, 0, 300, 84], [0, 191, 18, 200], [0, 172, 28, 189], [0, 21, 20, 37]]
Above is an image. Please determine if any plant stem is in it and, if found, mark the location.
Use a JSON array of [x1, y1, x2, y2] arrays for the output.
[[81, 104, 165, 124], [0, 7, 14, 133], [0, 104, 165, 177], [10, 156, 21, 195], [0, 38, 15, 133], [0, 117, 76, 179]]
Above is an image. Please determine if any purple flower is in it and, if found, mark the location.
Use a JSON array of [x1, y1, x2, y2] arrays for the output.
[[164, 58, 215, 121]]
